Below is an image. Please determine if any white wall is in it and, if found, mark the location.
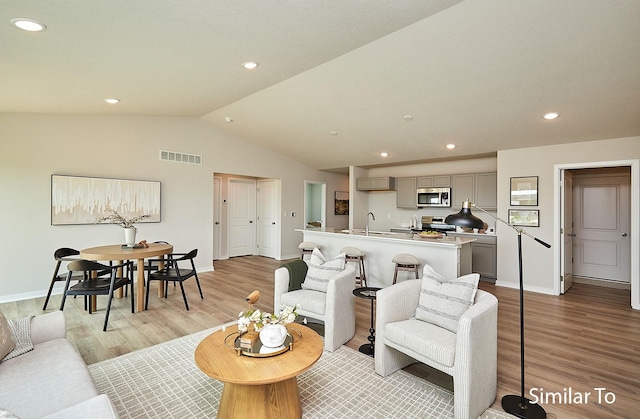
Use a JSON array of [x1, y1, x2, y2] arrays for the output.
[[0, 113, 348, 301], [497, 136, 640, 308]]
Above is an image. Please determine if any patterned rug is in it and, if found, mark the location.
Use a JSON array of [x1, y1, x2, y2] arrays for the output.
[[89, 325, 514, 418]]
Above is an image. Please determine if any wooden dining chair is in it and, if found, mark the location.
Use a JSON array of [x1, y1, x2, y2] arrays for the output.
[[145, 249, 203, 310], [60, 260, 134, 331]]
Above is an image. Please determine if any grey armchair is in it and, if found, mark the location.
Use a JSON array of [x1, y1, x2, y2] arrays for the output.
[[274, 264, 356, 352], [374, 278, 498, 419]]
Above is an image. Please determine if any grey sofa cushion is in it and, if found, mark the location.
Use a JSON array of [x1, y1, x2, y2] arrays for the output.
[[0, 339, 100, 419], [0, 311, 15, 360]]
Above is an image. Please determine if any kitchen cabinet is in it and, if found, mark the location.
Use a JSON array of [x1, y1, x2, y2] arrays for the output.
[[417, 175, 451, 188], [451, 172, 496, 210], [396, 177, 417, 208], [356, 177, 396, 191], [448, 233, 497, 279]]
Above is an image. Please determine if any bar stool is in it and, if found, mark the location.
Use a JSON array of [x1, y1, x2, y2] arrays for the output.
[[341, 246, 366, 287], [392, 253, 419, 284], [298, 242, 320, 260]]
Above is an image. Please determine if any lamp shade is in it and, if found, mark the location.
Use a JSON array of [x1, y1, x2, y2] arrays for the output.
[[445, 200, 484, 229]]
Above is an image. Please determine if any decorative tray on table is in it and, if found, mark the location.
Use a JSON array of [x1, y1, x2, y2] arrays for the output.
[[224, 328, 302, 357]]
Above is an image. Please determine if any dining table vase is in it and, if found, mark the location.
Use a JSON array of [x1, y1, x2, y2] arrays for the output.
[[124, 227, 137, 246]]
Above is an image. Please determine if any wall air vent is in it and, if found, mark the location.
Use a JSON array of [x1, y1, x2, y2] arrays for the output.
[[159, 150, 202, 165]]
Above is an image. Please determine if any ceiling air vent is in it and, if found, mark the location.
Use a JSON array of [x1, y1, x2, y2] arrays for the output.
[[159, 150, 202, 165]]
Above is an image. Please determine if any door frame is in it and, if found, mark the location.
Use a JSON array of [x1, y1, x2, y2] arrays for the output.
[[553, 159, 639, 309]]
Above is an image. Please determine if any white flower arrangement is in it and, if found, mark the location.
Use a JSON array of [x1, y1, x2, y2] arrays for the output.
[[237, 304, 299, 333]]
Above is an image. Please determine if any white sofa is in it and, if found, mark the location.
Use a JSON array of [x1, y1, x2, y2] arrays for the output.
[[0, 311, 118, 419], [374, 279, 498, 419], [274, 264, 356, 352]]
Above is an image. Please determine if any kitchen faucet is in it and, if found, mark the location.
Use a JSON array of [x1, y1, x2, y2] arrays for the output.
[[365, 212, 375, 235]]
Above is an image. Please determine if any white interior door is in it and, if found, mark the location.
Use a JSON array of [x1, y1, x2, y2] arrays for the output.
[[229, 178, 257, 257], [560, 170, 573, 293], [257, 179, 280, 258], [572, 176, 630, 282]]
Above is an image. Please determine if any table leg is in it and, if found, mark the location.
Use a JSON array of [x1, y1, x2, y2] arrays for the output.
[[115, 260, 124, 299], [359, 298, 376, 356], [217, 378, 302, 419], [136, 257, 145, 312]]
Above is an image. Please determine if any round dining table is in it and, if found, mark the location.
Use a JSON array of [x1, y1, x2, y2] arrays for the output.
[[80, 242, 173, 312]]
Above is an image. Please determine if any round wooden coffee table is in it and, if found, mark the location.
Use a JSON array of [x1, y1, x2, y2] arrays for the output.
[[194, 323, 323, 419]]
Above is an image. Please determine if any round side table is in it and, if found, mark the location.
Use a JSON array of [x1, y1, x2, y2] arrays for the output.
[[352, 286, 381, 356]]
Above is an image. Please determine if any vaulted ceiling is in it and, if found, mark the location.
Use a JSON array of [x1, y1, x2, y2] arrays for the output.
[[3, 1, 640, 171]]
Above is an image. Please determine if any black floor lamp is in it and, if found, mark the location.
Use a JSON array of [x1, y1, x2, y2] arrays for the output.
[[445, 200, 551, 419]]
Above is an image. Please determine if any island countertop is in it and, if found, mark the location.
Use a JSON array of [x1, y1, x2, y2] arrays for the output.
[[297, 228, 475, 287]]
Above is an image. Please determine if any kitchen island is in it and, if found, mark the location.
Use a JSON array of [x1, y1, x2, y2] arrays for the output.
[[297, 228, 475, 288]]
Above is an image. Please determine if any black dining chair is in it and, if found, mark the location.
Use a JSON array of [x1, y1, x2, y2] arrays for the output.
[[43, 248, 110, 310], [60, 260, 134, 331], [145, 249, 203, 310]]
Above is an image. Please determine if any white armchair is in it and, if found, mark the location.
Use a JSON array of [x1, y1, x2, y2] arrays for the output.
[[274, 264, 356, 352], [374, 278, 498, 419]]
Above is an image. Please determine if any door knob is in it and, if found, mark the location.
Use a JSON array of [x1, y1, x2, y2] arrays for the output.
[[215, 221, 220, 225], [622, 233, 628, 237], [249, 220, 253, 223], [272, 222, 276, 225]]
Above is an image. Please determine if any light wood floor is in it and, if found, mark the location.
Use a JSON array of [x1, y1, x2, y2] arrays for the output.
[[2, 256, 639, 418]]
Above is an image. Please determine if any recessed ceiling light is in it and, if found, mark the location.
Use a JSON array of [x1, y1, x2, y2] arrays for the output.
[[242, 61, 259, 70], [104, 98, 120, 104], [543, 112, 559, 120], [446, 144, 456, 150], [403, 115, 414, 121], [224, 116, 233, 123], [380, 152, 389, 157], [329, 131, 338, 136], [11, 18, 46, 32]]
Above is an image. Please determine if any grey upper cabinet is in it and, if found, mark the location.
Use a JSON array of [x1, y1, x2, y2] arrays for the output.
[[356, 176, 396, 191], [452, 174, 475, 208], [417, 175, 451, 188], [396, 177, 417, 208], [474, 172, 497, 210], [452, 172, 497, 210]]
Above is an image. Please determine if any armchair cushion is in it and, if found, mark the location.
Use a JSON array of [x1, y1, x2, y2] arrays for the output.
[[301, 248, 345, 293], [281, 289, 326, 316], [384, 319, 456, 367], [415, 264, 479, 333]]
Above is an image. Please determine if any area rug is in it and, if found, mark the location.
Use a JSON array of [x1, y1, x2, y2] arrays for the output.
[[89, 325, 514, 418]]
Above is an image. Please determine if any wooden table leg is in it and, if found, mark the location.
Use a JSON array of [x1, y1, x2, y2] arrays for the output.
[[115, 260, 124, 299], [217, 378, 301, 419], [136, 257, 145, 312]]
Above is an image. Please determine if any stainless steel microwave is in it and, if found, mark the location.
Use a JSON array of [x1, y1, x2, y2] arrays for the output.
[[417, 187, 451, 207]]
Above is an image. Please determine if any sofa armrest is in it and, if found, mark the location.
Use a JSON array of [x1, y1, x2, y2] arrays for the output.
[[31, 311, 66, 345], [274, 267, 290, 312], [42, 394, 119, 419]]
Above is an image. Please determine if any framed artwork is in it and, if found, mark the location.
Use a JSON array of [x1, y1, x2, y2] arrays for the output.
[[51, 174, 161, 225], [508, 209, 540, 227], [510, 176, 538, 206], [334, 191, 349, 215]]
